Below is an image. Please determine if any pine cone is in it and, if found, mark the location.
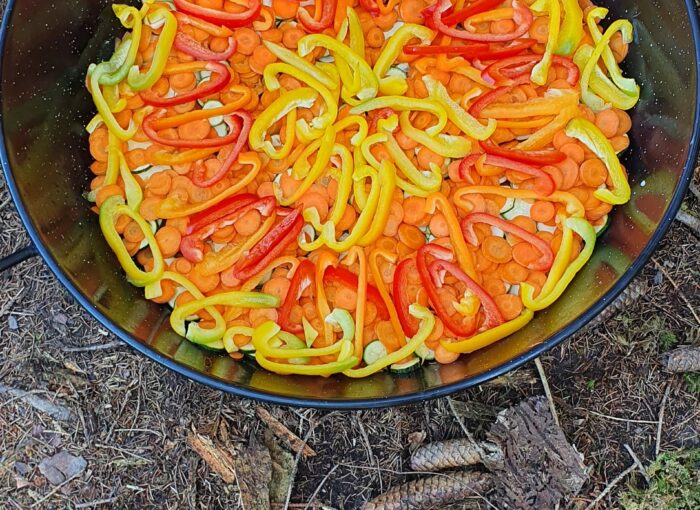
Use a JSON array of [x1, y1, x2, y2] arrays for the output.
[[410, 439, 503, 471], [662, 346, 700, 373]]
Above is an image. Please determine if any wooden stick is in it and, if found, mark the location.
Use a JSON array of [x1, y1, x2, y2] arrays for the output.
[[256, 408, 317, 458]]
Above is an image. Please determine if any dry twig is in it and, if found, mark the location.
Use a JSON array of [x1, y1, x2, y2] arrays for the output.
[[534, 358, 560, 427], [656, 384, 671, 457], [186, 429, 236, 484], [256, 408, 316, 458]]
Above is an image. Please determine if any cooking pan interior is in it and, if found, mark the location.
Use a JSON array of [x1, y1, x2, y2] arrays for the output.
[[1, 0, 698, 407]]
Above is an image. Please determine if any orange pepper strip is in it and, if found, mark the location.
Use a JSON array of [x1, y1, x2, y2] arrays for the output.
[[152, 148, 220, 166], [240, 256, 300, 292], [315, 250, 338, 347], [369, 248, 406, 346], [425, 192, 478, 282], [343, 246, 367, 361], [158, 152, 262, 219]]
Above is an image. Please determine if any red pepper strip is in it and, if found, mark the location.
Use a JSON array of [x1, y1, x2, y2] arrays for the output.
[[368, 107, 396, 134], [442, 0, 503, 26], [297, 0, 336, 33], [143, 109, 243, 149], [180, 197, 276, 262], [186, 193, 258, 235], [416, 244, 478, 337], [191, 111, 252, 187], [174, 32, 237, 61], [141, 62, 230, 107], [172, 0, 261, 28], [404, 39, 535, 58], [324, 266, 390, 321], [482, 55, 579, 86], [279, 260, 315, 334], [480, 140, 566, 166], [459, 153, 555, 196], [393, 258, 420, 337], [359, 0, 381, 15], [466, 76, 529, 117], [432, 0, 533, 42], [233, 209, 303, 281], [461, 212, 555, 271], [428, 258, 504, 331]]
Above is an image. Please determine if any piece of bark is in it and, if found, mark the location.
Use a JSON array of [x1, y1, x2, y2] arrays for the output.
[[361, 471, 494, 510], [0, 384, 74, 422], [256, 407, 316, 458], [232, 437, 272, 510], [484, 396, 588, 509], [662, 346, 700, 373], [262, 429, 295, 505], [187, 430, 236, 484], [410, 439, 503, 472], [38, 451, 87, 485]]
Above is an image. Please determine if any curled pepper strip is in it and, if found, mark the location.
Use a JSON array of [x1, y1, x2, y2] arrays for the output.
[[250, 88, 319, 160], [573, 45, 638, 111], [343, 305, 435, 378], [480, 140, 566, 166], [530, 0, 561, 86], [369, 249, 407, 345], [373, 24, 435, 95], [358, 160, 397, 246], [314, 251, 338, 347], [263, 63, 338, 142], [89, 60, 142, 140], [398, 111, 472, 158], [263, 41, 338, 91], [459, 153, 555, 196], [442, 309, 534, 353], [350, 96, 448, 136], [298, 34, 379, 104], [425, 193, 478, 281], [432, 0, 533, 42], [580, 15, 638, 112], [143, 108, 242, 149], [393, 257, 420, 337], [452, 185, 586, 218], [141, 61, 230, 107], [192, 111, 253, 187], [171, 291, 279, 345], [95, 4, 142, 86], [555, 0, 583, 56], [297, 0, 337, 33], [479, 89, 579, 119], [117, 152, 143, 211], [99, 196, 165, 287], [255, 320, 350, 359], [423, 76, 496, 141], [327, 144, 354, 225], [461, 213, 555, 271], [174, 11, 233, 37], [279, 260, 315, 334], [172, 0, 261, 28], [521, 217, 596, 310], [127, 8, 177, 91], [173, 31, 236, 61], [565, 118, 631, 205], [515, 104, 581, 151]]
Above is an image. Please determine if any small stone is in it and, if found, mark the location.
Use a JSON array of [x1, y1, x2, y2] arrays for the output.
[[653, 270, 664, 285], [14, 461, 29, 475], [8, 315, 18, 330]]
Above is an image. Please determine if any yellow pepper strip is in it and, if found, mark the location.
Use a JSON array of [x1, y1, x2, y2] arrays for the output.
[[481, 89, 579, 119], [146, 271, 226, 349], [425, 193, 478, 281], [342, 247, 368, 360], [369, 249, 406, 345], [334, 8, 365, 96], [240, 256, 300, 292], [276, 108, 298, 161], [103, 131, 121, 186], [349, 96, 448, 136], [515, 104, 581, 150], [466, 7, 514, 24], [343, 304, 434, 378], [333, 114, 369, 146], [254, 321, 349, 359], [423, 76, 496, 141], [359, 160, 397, 246], [253, 322, 358, 376], [171, 291, 279, 345], [524, 220, 574, 307], [96, 5, 142, 86], [453, 185, 586, 218], [587, 8, 639, 98], [359, 132, 387, 169], [150, 85, 252, 130], [442, 309, 534, 354], [263, 41, 338, 91], [398, 111, 472, 158], [346, 7, 365, 57], [530, 0, 561, 86], [291, 137, 323, 180], [352, 144, 370, 210], [556, 0, 583, 56], [522, 217, 596, 310], [263, 63, 338, 142], [373, 24, 434, 95], [158, 152, 261, 218], [375, 116, 442, 193], [250, 88, 318, 159], [152, 147, 220, 166], [276, 126, 336, 206], [328, 144, 354, 225], [196, 213, 275, 276], [118, 152, 143, 211], [580, 15, 638, 112], [315, 251, 339, 347], [89, 65, 142, 140], [573, 45, 638, 111], [565, 117, 631, 204], [298, 34, 379, 104], [99, 196, 164, 287], [127, 8, 176, 91]]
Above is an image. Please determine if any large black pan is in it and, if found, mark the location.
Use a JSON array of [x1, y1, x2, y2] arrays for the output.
[[1, 0, 698, 408]]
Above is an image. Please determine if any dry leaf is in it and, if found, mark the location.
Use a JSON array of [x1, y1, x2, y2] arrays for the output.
[[38, 451, 86, 485]]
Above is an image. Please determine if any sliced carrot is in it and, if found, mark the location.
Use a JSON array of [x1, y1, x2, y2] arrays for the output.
[[249, 45, 277, 75], [579, 158, 608, 187], [402, 196, 427, 226], [262, 277, 292, 301], [529, 15, 550, 43], [495, 294, 523, 321], [556, 157, 580, 191], [366, 26, 385, 48], [530, 201, 556, 224], [234, 209, 263, 236], [399, 0, 427, 24], [123, 220, 145, 243], [482, 235, 513, 264], [234, 27, 260, 56], [435, 343, 460, 364], [376, 320, 401, 352], [89, 127, 109, 162], [177, 118, 211, 141], [398, 224, 426, 251], [334, 286, 358, 311], [500, 260, 529, 284], [298, 192, 330, 222], [595, 108, 620, 138], [95, 184, 124, 208], [511, 242, 540, 269], [155, 225, 182, 258], [483, 276, 507, 297], [559, 142, 585, 164], [145, 171, 173, 197]]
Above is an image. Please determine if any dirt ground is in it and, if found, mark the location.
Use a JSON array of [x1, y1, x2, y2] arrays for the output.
[[2, 4, 700, 510]]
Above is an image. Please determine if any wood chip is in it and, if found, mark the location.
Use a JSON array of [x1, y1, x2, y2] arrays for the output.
[[256, 407, 317, 458], [186, 429, 236, 484], [232, 437, 272, 510]]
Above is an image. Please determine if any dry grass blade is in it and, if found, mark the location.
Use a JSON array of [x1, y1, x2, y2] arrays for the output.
[[410, 439, 503, 472], [186, 429, 237, 484], [257, 407, 317, 458]]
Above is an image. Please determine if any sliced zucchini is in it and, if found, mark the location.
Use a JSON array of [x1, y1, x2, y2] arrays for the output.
[[201, 100, 224, 127], [199, 341, 226, 354], [502, 198, 533, 221], [500, 197, 516, 215], [415, 344, 435, 362], [132, 164, 153, 174], [239, 343, 256, 356], [594, 215, 610, 237], [389, 357, 421, 374], [363, 340, 388, 365]]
